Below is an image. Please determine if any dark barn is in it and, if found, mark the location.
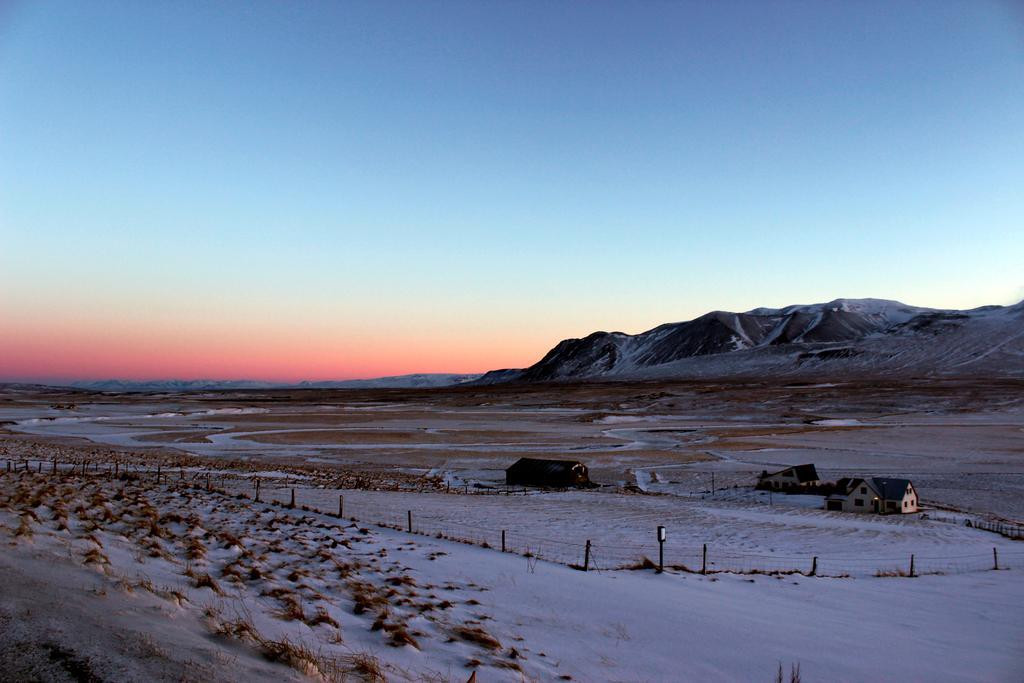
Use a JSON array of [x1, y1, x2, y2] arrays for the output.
[[505, 458, 591, 488]]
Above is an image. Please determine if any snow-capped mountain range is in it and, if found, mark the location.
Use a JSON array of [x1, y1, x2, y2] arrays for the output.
[[480, 298, 1024, 382]]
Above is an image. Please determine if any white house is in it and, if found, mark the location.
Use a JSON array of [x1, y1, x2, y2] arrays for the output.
[[757, 463, 820, 491], [825, 477, 919, 514]]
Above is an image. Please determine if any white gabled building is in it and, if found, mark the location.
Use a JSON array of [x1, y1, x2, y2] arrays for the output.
[[826, 477, 919, 514]]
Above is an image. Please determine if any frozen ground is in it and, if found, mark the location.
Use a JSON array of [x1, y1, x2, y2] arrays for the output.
[[1, 470, 1022, 682], [1, 381, 1022, 680], [3, 379, 1024, 518]]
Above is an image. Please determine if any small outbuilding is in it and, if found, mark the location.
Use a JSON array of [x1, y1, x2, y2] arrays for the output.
[[757, 463, 820, 491], [825, 477, 918, 514], [505, 458, 590, 488]]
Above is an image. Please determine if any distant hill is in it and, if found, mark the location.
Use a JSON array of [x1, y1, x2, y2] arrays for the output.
[[297, 374, 481, 389], [478, 298, 1024, 383], [66, 379, 287, 392], [64, 373, 481, 393]]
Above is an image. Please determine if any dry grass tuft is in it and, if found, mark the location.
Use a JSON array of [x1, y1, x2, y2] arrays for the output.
[[452, 625, 502, 651], [14, 514, 34, 539], [158, 588, 189, 607], [192, 572, 224, 595], [385, 574, 417, 587], [274, 595, 306, 622], [775, 662, 803, 683], [386, 625, 419, 649], [875, 569, 910, 578], [625, 556, 658, 571], [214, 616, 261, 642], [306, 608, 340, 629], [349, 580, 389, 615], [185, 536, 207, 561], [82, 547, 110, 567], [346, 652, 386, 682]]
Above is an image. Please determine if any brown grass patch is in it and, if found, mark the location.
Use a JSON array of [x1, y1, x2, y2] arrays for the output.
[[192, 572, 224, 595], [452, 625, 501, 651], [306, 609, 340, 630], [274, 595, 306, 622]]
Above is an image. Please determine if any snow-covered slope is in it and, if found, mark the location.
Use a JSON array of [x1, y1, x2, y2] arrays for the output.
[[481, 298, 1024, 382]]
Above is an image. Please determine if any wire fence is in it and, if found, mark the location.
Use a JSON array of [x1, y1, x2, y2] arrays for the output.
[[240, 474, 1024, 578], [968, 519, 1024, 540], [344, 511, 1022, 577], [4, 458, 1023, 579]]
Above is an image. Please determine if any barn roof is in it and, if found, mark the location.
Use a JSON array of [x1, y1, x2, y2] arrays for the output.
[[767, 463, 819, 483], [506, 457, 584, 473]]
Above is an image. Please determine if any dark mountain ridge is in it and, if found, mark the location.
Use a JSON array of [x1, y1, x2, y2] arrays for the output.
[[480, 298, 1024, 383]]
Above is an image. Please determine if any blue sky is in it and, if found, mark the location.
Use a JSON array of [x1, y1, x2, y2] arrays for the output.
[[1, 1, 1022, 379]]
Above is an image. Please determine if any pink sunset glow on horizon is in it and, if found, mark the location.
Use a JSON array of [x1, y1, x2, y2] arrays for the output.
[[5, 287, 1022, 384], [0, 320, 548, 383]]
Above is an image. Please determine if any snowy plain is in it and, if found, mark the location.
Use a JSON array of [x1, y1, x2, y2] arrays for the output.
[[2, 380, 1023, 681], [1, 471, 1022, 683]]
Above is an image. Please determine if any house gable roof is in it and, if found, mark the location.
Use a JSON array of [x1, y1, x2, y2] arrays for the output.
[[834, 477, 914, 500], [869, 477, 914, 501]]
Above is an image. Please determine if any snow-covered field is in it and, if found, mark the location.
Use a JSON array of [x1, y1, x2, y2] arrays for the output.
[[2, 470, 1022, 682], [2, 381, 1023, 681], [244, 482, 1021, 577]]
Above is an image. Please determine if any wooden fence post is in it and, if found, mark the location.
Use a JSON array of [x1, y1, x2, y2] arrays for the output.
[[993, 547, 999, 571], [52, 459, 57, 475], [338, 494, 344, 518], [811, 556, 818, 576], [407, 510, 413, 533], [501, 529, 506, 553], [657, 526, 665, 574], [909, 554, 915, 577], [255, 479, 261, 502], [289, 488, 295, 508], [584, 540, 591, 572], [702, 543, 708, 575]]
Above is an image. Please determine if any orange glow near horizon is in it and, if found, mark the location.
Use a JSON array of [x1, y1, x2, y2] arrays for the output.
[[0, 314, 552, 383], [6, 265, 1019, 385]]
